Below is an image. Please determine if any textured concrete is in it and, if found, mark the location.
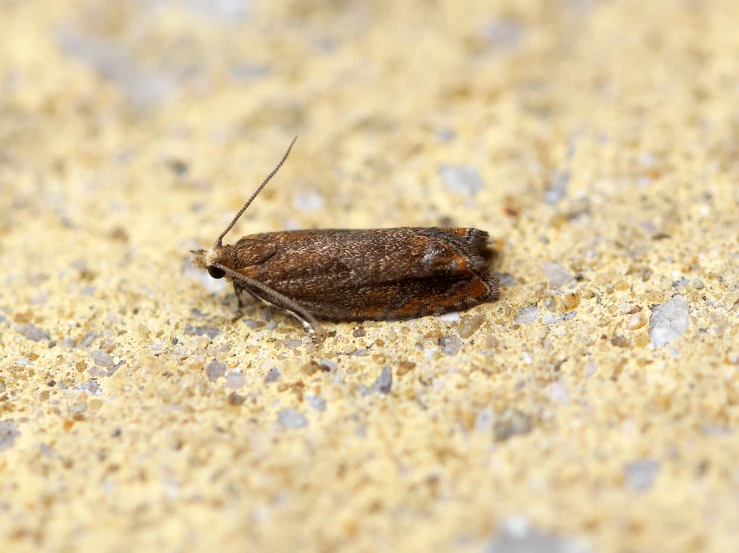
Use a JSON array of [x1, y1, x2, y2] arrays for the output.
[[1, 1, 738, 552]]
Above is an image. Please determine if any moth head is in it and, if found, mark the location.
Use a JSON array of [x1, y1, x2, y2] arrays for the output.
[[190, 137, 297, 282], [190, 247, 232, 279]]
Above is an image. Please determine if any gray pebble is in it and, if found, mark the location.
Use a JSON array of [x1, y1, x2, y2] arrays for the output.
[[474, 408, 495, 433], [0, 420, 20, 452], [185, 324, 222, 339], [278, 408, 308, 429], [281, 338, 302, 350], [485, 519, 589, 553], [439, 164, 485, 195], [544, 170, 570, 205], [543, 262, 574, 288], [624, 458, 661, 491], [493, 273, 517, 287], [439, 335, 464, 356], [79, 331, 97, 348], [264, 367, 281, 383], [91, 350, 114, 368], [107, 359, 126, 377], [514, 305, 539, 325], [205, 360, 227, 381], [359, 366, 393, 396], [549, 380, 571, 404], [481, 18, 523, 50], [306, 394, 327, 412], [78, 380, 101, 396], [292, 190, 324, 213], [17, 324, 51, 342], [182, 0, 250, 20], [226, 372, 246, 389]]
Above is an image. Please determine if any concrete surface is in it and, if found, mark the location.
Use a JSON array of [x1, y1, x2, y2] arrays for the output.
[[1, 1, 738, 552]]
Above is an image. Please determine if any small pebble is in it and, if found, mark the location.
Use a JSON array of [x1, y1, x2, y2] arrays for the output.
[[435, 127, 455, 142], [78, 380, 101, 396], [17, 324, 51, 342], [0, 421, 20, 451], [91, 350, 114, 368], [693, 278, 705, 290], [543, 262, 574, 288], [205, 360, 227, 381], [544, 170, 570, 204], [264, 367, 282, 383], [458, 314, 484, 338], [611, 335, 629, 347], [549, 380, 570, 404], [226, 372, 246, 389], [615, 280, 630, 291], [359, 367, 393, 396], [650, 295, 690, 348], [306, 394, 327, 412], [69, 402, 87, 414], [627, 312, 647, 330], [624, 459, 661, 491], [484, 520, 588, 553], [439, 164, 485, 195], [228, 392, 246, 406], [542, 313, 561, 325], [439, 335, 464, 356], [440, 312, 461, 322], [318, 358, 337, 372], [278, 408, 308, 429], [514, 305, 539, 325], [474, 408, 495, 433], [107, 360, 125, 376], [292, 190, 323, 213], [494, 410, 533, 442], [184, 324, 221, 339], [562, 293, 580, 311], [79, 331, 97, 348], [494, 273, 517, 287], [281, 338, 302, 350], [484, 334, 500, 349], [396, 361, 416, 376]]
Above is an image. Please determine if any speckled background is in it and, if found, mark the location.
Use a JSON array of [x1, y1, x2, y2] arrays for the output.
[[1, 1, 738, 552]]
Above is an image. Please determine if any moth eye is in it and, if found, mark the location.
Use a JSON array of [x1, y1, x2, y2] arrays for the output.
[[208, 266, 225, 279]]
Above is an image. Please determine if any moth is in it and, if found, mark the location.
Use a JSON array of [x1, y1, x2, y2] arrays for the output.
[[191, 138, 499, 340]]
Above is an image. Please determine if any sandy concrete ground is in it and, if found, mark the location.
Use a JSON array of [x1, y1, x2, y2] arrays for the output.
[[1, 1, 738, 552]]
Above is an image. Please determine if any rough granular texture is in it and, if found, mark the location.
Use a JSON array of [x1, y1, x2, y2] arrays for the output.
[[1, 1, 738, 552]]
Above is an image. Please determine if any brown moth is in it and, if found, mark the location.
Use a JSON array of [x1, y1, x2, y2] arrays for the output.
[[191, 138, 499, 340]]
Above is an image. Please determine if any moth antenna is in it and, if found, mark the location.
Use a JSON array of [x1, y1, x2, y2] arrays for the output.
[[215, 136, 298, 247]]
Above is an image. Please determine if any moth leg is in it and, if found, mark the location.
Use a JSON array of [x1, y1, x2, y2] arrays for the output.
[[245, 287, 326, 342], [213, 262, 325, 342], [230, 281, 248, 323]]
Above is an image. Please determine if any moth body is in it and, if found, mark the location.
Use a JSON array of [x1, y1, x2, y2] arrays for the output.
[[190, 139, 500, 340]]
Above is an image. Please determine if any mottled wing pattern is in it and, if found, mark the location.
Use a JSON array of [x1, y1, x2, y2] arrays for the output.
[[232, 228, 498, 321]]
